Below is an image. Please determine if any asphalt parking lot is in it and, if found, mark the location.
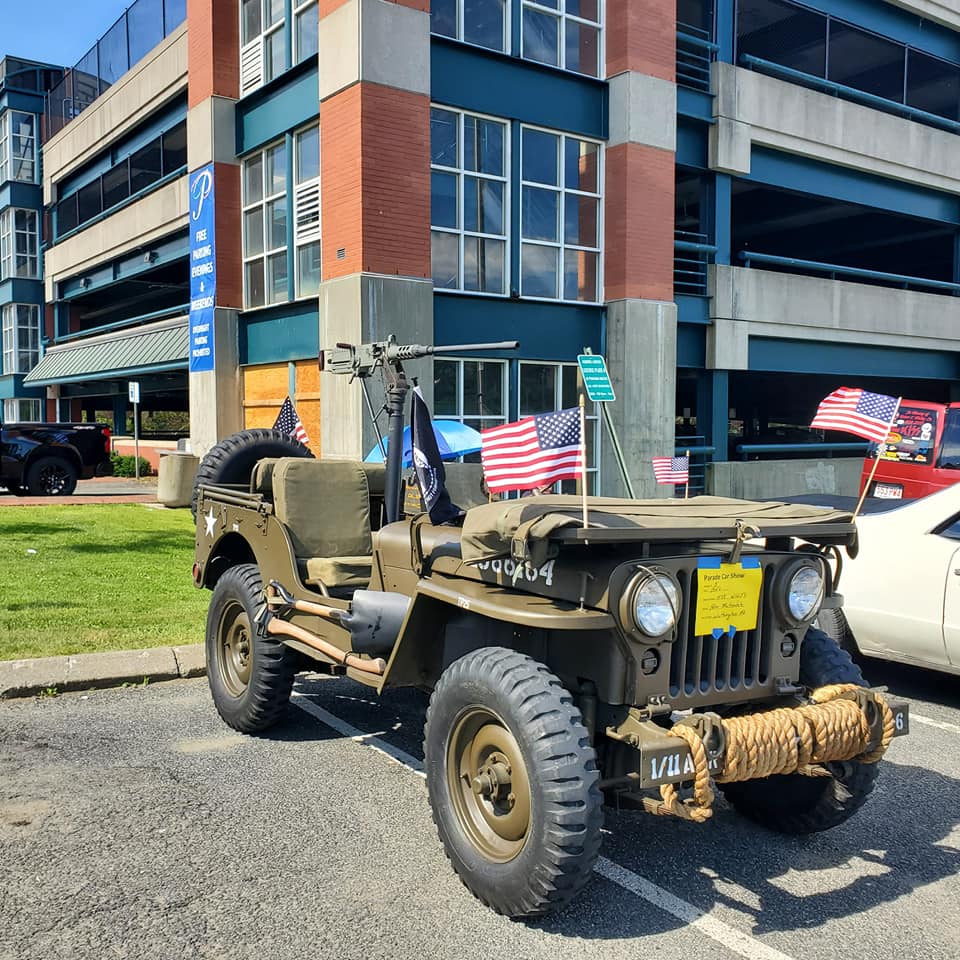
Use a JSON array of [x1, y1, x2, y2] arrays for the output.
[[2, 660, 958, 960]]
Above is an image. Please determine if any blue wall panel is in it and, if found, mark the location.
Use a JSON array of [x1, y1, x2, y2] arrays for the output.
[[0, 374, 45, 401], [677, 88, 713, 123], [0, 278, 43, 306], [677, 295, 710, 326], [749, 336, 960, 380], [676, 119, 709, 169], [434, 294, 602, 360], [431, 40, 607, 139], [241, 300, 319, 364], [0, 181, 42, 211], [677, 323, 707, 368], [746, 147, 960, 224], [236, 60, 319, 155]]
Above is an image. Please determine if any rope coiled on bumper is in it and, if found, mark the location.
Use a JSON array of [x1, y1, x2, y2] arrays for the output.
[[653, 684, 895, 823]]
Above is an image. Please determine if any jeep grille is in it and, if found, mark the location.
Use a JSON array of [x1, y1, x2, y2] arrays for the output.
[[667, 567, 771, 700]]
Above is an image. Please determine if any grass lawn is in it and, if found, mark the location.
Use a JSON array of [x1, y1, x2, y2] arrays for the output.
[[0, 505, 209, 661]]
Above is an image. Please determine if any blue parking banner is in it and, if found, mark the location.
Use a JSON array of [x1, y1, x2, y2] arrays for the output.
[[189, 165, 216, 373]]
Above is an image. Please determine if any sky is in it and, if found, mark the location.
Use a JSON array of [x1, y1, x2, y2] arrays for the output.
[[3, 1, 130, 68]]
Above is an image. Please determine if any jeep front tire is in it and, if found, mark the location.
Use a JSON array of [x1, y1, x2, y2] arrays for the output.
[[424, 647, 603, 918]]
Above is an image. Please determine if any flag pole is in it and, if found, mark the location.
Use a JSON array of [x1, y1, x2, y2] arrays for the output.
[[580, 392, 589, 529], [852, 397, 901, 521], [685, 448, 690, 499]]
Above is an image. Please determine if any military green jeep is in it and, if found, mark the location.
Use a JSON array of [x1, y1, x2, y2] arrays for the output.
[[193, 337, 908, 919]]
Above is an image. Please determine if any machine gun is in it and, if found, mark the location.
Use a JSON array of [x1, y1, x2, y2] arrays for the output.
[[321, 336, 519, 523]]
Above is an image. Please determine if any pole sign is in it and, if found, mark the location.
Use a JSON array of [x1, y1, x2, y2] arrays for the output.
[[189, 164, 216, 373], [577, 354, 616, 402], [128, 381, 140, 404]]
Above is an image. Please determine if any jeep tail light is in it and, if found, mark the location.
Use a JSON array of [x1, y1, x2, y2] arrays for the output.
[[103, 427, 112, 454]]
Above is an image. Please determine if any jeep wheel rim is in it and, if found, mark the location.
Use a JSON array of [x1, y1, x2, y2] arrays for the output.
[[218, 600, 253, 697], [447, 707, 531, 863]]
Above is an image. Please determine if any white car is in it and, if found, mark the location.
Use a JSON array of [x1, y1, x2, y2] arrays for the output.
[[818, 484, 960, 676]]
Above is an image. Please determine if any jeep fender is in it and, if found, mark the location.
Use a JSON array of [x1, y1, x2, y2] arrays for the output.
[[379, 574, 614, 691]]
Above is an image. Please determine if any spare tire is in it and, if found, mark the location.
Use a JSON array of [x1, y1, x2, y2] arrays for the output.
[[191, 429, 313, 519]]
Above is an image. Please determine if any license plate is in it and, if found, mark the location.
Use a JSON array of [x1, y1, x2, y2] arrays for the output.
[[694, 559, 763, 637], [874, 483, 903, 500]]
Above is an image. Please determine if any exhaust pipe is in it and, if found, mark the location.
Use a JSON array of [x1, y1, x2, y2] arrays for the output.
[[264, 614, 386, 676], [266, 580, 342, 620]]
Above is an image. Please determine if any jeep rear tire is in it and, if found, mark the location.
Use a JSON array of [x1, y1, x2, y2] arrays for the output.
[[191, 428, 313, 519], [424, 647, 603, 918], [206, 563, 297, 733], [719, 628, 879, 834]]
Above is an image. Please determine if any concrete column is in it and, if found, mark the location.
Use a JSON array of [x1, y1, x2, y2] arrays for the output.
[[602, 0, 678, 497], [602, 300, 678, 498], [185, 0, 243, 456], [317, 0, 433, 459]]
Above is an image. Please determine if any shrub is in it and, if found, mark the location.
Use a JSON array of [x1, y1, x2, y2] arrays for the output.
[[111, 452, 153, 477]]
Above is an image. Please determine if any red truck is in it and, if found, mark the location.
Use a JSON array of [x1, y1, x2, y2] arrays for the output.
[[860, 400, 960, 500]]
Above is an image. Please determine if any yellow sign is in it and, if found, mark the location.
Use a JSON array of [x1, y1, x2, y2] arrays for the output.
[[694, 561, 763, 637]]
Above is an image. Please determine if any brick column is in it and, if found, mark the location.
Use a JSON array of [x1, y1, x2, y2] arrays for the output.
[[185, 0, 243, 456], [317, 0, 433, 459], [602, 0, 678, 497]]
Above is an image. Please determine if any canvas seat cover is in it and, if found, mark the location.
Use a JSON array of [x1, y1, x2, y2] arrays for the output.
[[269, 459, 380, 588]]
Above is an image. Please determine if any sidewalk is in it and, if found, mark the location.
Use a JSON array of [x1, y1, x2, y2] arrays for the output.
[[0, 476, 161, 507], [0, 644, 206, 699]]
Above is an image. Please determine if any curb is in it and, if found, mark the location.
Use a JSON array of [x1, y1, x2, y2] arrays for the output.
[[0, 645, 206, 700]]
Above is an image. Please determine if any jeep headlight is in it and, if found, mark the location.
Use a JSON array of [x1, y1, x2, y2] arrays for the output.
[[632, 573, 681, 638], [780, 561, 824, 624]]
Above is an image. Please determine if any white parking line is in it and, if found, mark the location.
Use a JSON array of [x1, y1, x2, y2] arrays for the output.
[[910, 712, 960, 735], [291, 693, 796, 960]]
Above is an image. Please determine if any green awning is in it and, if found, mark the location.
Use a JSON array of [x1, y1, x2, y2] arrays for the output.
[[25, 319, 189, 386]]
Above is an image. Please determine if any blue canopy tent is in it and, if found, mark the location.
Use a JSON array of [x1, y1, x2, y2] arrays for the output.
[[364, 420, 482, 467]]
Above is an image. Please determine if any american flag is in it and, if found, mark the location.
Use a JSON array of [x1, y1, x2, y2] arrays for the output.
[[652, 456, 689, 485], [481, 408, 583, 493], [810, 387, 899, 443], [274, 396, 309, 445]]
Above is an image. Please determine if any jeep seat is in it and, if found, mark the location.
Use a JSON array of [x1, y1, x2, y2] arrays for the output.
[[270, 458, 380, 590]]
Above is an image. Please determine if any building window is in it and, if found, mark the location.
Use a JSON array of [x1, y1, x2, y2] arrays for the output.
[[1, 304, 40, 375], [294, 0, 319, 62], [0, 110, 38, 184], [434, 357, 508, 433], [55, 120, 188, 239], [0, 209, 39, 280], [519, 360, 598, 491], [294, 125, 321, 298], [520, 126, 601, 302], [241, 0, 287, 95], [243, 141, 288, 308], [522, 0, 602, 78], [2, 398, 42, 422], [431, 0, 509, 53], [431, 108, 509, 296]]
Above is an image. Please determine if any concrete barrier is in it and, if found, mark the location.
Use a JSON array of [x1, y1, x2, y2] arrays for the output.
[[707, 458, 863, 500], [157, 452, 199, 508]]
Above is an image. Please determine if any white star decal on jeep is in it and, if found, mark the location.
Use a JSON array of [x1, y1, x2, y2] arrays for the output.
[[204, 507, 217, 538]]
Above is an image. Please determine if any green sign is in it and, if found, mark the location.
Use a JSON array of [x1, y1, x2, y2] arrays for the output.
[[577, 354, 616, 402]]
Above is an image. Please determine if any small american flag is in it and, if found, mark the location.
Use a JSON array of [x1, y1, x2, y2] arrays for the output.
[[274, 396, 309, 445], [481, 408, 583, 493], [810, 387, 899, 443], [652, 456, 689, 485]]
